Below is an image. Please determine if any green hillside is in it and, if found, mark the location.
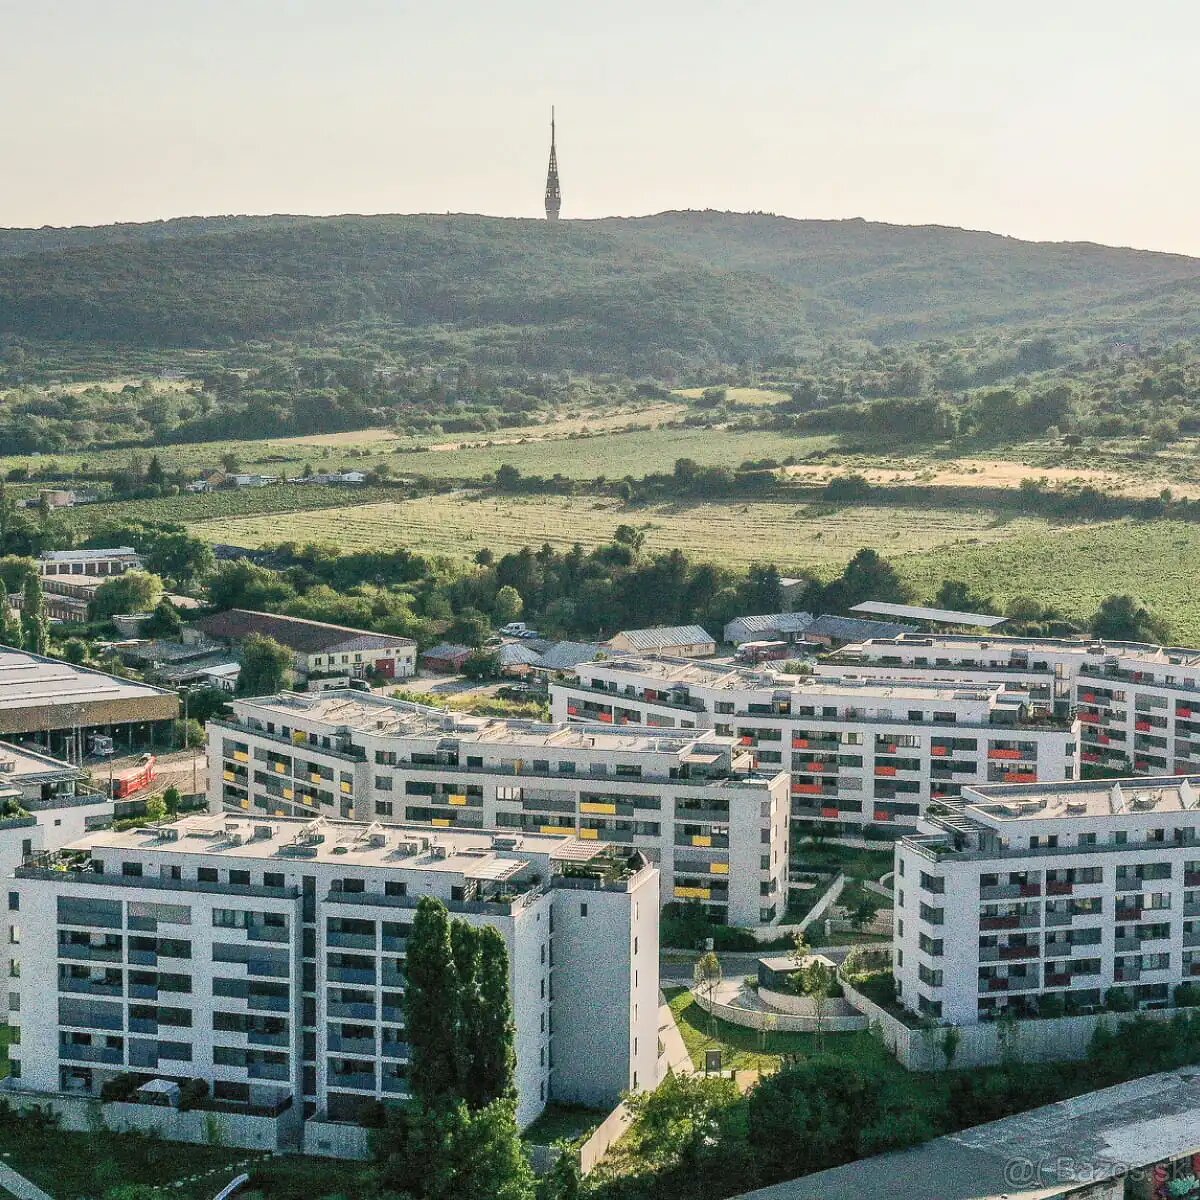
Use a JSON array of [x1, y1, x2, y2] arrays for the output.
[[1, 210, 1198, 369]]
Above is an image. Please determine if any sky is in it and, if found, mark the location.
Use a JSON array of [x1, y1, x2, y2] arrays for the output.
[[2, 0, 1199, 254]]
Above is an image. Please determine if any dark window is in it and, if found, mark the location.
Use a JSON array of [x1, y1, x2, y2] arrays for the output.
[[197, 868, 218, 883]]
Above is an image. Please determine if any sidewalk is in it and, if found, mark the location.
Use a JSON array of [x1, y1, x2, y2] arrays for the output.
[[658, 990, 695, 1076], [0, 1161, 53, 1200]]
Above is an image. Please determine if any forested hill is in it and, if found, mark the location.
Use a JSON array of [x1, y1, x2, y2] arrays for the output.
[[1, 210, 1198, 370]]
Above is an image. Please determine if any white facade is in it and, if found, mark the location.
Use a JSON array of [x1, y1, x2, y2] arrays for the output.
[[895, 776, 1200, 1026], [38, 548, 142, 577], [10, 814, 658, 1132], [209, 691, 789, 927], [823, 632, 1200, 779], [551, 656, 1080, 833]]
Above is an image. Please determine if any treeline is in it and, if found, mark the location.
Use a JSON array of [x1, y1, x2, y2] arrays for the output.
[[0, 355, 626, 456]]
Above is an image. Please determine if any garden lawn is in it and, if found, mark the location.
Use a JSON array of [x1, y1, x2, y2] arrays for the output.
[[521, 1102, 606, 1147], [665, 987, 894, 1075], [0, 1123, 261, 1200], [792, 840, 894, 882]]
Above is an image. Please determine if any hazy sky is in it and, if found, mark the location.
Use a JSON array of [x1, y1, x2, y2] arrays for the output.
[[3, 0, 1199, 254]]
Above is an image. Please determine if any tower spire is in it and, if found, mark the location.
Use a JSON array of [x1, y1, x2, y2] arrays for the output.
[[544, 106, 561, 222]]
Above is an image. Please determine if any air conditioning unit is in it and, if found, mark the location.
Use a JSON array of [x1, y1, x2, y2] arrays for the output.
[[492, 834, 521, 851], [159, 827, 180, 841], [0, 760, 14, 774], [253, 825, 273, 840], [430, 844, 450, 860]]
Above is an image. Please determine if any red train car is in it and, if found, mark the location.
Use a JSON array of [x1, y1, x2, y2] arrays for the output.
[[112, 754, 157, 799]]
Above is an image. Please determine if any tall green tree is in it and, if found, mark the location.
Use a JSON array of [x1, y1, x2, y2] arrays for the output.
[[469, 926, 517, 1109], [1091, 593, 1169, 643], [90, 570, 164, 619], [404, 897, 461, 1106], [235, 633, 293, 696], [20, 574, 49, 655]]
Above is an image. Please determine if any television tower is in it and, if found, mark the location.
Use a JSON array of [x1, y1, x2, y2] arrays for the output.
[[544, 107, 562, 221]]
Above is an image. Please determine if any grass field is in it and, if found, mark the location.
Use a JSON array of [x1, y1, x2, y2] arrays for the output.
[[674, 386, 791, 406], [56, 483, 400, 536], [0, 404, 686, 481], [192, 493, 1068, 568], [898, 518, 1200, 642], [392, 427, 838, 481]]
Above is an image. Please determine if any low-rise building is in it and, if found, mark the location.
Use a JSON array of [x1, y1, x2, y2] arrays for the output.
[[896, 775, 1200, 1025], [419, 642, 473, 674], [38, 547, 142, 578], [551, 656, 1080, 833], [190, 611, 416, 683], [724, 612, 815, 646], [0, 648, 179, 759], [605, 625, 716, 658], [208, 690, 790, 926], [10, 813, 659, 1133]]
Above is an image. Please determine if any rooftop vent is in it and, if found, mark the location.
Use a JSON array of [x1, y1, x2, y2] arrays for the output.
[[492, 834, 521, 851], [0, 760, 15, 774], [1064, 799, 1088, 814], [430, 844, 450, 860], [253, 825, 274, 840]]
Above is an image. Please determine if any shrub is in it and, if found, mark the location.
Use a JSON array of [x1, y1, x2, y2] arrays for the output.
[[100, 1073, 138, 1103]]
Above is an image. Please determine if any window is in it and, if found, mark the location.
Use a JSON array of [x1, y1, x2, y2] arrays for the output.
[[580, 903, 588, 918], [264, 872, 285, 889], [7, 893, 16, 913], [229, 871, 251, 887], [198, 868, 218, 883], [385, 881, 407, 897], [122, 861, 143, 878]]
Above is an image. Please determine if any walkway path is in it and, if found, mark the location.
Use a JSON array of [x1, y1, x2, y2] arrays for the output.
[[658, 991, 695, 1076], [0, 1161, 54, 1200]]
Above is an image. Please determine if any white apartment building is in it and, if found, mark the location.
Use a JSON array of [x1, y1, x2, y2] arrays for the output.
[[208, 691, 789, 927], [823, 632, 1200, 779], [550, 657, 1080, 834], [10, 814, 659, 1135], [895, 776, 1200, 1026]]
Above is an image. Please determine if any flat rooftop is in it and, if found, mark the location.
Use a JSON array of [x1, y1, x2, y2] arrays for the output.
[[0, 650, 176, 715], [60, 813, 606, 882], [732, 1067, 1200, 1200], [836, 631, 1200, 666], [238, 690, 729, 755], [964, 775, 1200, 822], [849, 600, 1008, 628], [0, 740, 80, 783], [578, 656, 999, 700]]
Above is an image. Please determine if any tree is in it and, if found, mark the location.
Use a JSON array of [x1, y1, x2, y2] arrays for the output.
[[759, 1010, 779, 1053], [801, 959, 836, 1050], [0, 592, 20, 648], [90, 570, 164, 620], [470, 926, 516, 1108], [145, 532, 214, 589], [20, 574, 48, 655], [494, 585, 523, 625], [1091, 593, 1170, 644], [174, 717, 204, 749], [236, 634, 293, 696], [162, 785, 181, 815], [373, 1099, 535, 1200], [60, 638, 88, 665], [461, 649, 501, 680], [143, 597, 183, 639], [850, 893, 882, 932], [693, 951, 723, 1037], [934, 579, 993, 615], [404, 897, 461, 1106], [207, 559, 295, 612], [144, 793, 167, 823]]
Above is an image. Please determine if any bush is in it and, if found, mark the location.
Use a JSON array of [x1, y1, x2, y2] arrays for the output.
[[100, 1073, 138, 1103], [178, 1077, 209, 1111], [1175, 983, 1200, 1008]]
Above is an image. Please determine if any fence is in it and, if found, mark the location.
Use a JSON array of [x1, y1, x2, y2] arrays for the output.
[[838, 977, 1187, 1070]]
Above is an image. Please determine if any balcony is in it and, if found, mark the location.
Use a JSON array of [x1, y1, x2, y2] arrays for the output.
[[327, 932, 376, 951], [328, 1036, 376, 1056], [326, 1000, 375, 1020], [326, 967, 375, 986], [328, 1070, 376, 1091], [1046, 880, 1074, 897], [60, 1043, 122, 1065]]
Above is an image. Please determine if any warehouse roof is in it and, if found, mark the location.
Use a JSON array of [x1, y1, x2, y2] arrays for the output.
[[192, 609, 415, 654], [731, 1067, 1200, 1200], [609, 625, 714, 650], [804, 614, 917, 642], [727, 613, 815, 636], [0, 649, 178, 732], [850, 601, 1008, 628]]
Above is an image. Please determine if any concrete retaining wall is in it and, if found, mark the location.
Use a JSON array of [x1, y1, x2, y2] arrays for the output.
[[839, 977, 1188, 1071], [694, 989, 868, 1034], [579, 1101, 633, 1176], [303, 1118, 373, 1161]]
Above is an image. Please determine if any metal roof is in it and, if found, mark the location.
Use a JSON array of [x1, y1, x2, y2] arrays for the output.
[[850, 601, 1007, 628], [610, 625, 715, 650]]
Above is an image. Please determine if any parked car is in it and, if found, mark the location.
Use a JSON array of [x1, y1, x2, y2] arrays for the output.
[[499, 622, 528, 636]]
